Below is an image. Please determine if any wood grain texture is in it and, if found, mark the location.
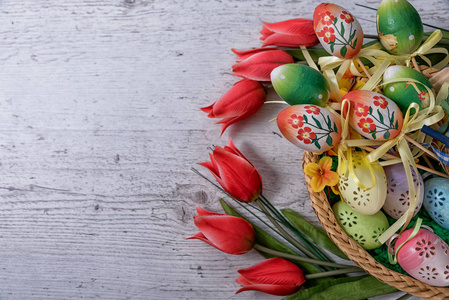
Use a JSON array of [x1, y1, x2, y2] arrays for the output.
[[0, 0, 446, 299]]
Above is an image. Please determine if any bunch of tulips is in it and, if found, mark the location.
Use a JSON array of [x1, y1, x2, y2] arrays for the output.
[[189, 138, 399, 299]]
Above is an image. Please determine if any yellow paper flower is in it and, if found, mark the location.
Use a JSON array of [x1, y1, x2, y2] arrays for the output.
[[304, 156, 339, 193]]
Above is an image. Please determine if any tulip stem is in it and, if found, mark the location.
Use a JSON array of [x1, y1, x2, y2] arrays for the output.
[[304, 267, 363, 279], [253, 244, 360, 269], [258, 195, 335, 265], [256, 200, 326, 264]]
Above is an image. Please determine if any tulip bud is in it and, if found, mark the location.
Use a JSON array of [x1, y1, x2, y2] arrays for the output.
[[260, 18, 319, 48], [201, 79, 266, 135], [236, 258, 305, 296], [198, 138, 263, 203], [187, 206, 256, 255], [232, 50, 294, 81]]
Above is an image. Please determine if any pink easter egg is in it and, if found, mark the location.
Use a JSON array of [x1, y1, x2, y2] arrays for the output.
[[383, 163, 424, 219], [395, 228, 449, 287], [313, 3, 364, 58], [342, 90, 403, 141], [277, 104, 341, 152]]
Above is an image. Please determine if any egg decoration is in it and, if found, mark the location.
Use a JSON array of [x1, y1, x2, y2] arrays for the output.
[[271, 63, 330, 107], [277, 105, 341, 152], [338, 152, 387, 215], [395, 227, 449, 286], [423, 177, 449, 230], [376, 0, 423, 55], [342, 90, 403, 141], [383, 163, 423, 219], [333, 201, 389, 250], [383, 65, 433, 113], [313, 3, 364, 58]]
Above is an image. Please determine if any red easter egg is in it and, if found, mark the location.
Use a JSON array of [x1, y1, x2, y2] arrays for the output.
[[277, 104, 341, 152], [342, 90, 403, 141], [313, 3, 364, 58]]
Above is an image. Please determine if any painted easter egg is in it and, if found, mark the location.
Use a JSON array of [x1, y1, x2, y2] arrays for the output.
[[383, 163, 423, 220], [383, 65, 433, 113], [338, 152, 387, 215], [333, 201, 389, 250], [277, 105, 341, 152], [423, 177, 449, 230], [342, 90, 403, 141], [313, 3, 364, 58], [271, 64, 330, 107], [377, 0, 423, 55], [395, 227, 449, 286]]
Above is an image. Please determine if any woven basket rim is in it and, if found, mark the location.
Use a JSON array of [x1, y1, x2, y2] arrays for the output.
[[303, 151, 449, 299]]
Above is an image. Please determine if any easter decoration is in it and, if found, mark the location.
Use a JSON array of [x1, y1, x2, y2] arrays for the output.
[[193, 0, 449, 299]]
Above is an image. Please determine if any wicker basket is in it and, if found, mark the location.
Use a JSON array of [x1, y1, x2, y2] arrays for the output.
[[302, 66, 449, 299]]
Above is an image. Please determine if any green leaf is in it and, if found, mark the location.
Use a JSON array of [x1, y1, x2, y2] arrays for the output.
[[352, 37, 358, 48], [326, 136, 333, 147], [326, 116, 332, 129], [395, 120, 399, 129], [312, 116, 322, 129], [349, 30, 356, 43], [281, 209, 348, 260], [303, 114, 308, 123], [340, 46, 347, 57], [284, 276, 368, 300], [333, 122, 338, 132], [377, 110, 384, 124], [369, 106, 373, 114], [219, 199, 329, 285], [371, 132, 377, 139], [286, 276, 398, 300], [333, 17, 337, 25], [340, 22, 345, 38], [383, 131, 390, 140], [330, 43, 335, 53], [314, 140, 321, 149], [390, 111, 395, 126]]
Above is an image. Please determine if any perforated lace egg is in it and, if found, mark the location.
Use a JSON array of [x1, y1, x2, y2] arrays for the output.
[[383, 163, 423, 220], [395, 227, 449, 287], [333, 201, 388, 250], [423, 177, 449, 230], [338, 153, 387, 215]]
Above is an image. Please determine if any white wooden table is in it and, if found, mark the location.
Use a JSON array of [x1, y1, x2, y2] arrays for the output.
[[0, 0, 447, 299]]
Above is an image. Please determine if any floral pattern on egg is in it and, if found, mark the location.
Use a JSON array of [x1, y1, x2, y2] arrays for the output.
[[343, 90, 403, 141], [313, 3, 363, 58], [277, 105, 341, 152], [395, 228, 449, 286]]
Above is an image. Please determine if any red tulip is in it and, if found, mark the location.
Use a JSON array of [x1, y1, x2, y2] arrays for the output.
[[187, 206, 256, 255], [260, 19, 319, 48], [236, 258, 305, 296], [198, 138, 263, 203], [231, 47, 277, 62], [232, 50, 294, 81], [201, 79, 266, 135]]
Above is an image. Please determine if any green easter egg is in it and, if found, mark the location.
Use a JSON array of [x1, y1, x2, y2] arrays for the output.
[[271, 63, 330, 107], [333, 201, 389, 250], [376, 0, 423, 55], [383, 65, 433, 112]]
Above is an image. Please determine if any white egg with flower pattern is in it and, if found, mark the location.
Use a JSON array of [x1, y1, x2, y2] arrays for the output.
[[277, 105, 341, 152]]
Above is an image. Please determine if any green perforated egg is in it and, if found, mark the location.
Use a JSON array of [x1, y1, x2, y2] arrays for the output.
[[333, 201, 389, 250]]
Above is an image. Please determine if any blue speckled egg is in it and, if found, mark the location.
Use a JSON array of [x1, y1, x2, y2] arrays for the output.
[[423, 177, 449, 230]]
